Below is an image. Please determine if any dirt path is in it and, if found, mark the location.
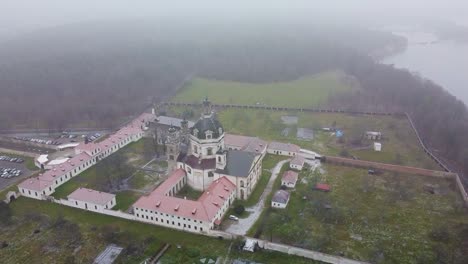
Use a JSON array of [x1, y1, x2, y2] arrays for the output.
[[225, 159, 290, 235]]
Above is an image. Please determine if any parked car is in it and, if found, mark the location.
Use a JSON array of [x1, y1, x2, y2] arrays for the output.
[[229, 215, 239, 221]]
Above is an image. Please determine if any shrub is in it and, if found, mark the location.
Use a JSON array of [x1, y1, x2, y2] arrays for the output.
[[234, 205, 245, 215], [185, 247, 200, 258]]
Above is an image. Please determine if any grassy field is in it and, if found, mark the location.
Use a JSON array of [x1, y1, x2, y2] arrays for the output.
[[53, 138, 152, 200], [212, 108, 440, 170], [168, 106, 439, 170], [173, 71, 358, 107], [249, 163, 468, 263], [113, 190, 142, 211], [0, 198, 323, 264]]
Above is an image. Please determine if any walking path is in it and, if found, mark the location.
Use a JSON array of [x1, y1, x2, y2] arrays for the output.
[[225, 159, 290, 235]]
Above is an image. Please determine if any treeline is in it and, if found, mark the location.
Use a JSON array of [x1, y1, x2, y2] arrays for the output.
[[0, 19, 466, 179], [0, 20, 402, 130]]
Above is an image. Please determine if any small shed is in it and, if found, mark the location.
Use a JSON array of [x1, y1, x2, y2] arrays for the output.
[[314, 183, 331, 192], [374, 142, 382, 152], [243, 239, 258, 252]]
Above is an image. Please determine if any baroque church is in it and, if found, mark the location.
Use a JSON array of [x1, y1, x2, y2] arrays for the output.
[[163, 98, 265, 200]]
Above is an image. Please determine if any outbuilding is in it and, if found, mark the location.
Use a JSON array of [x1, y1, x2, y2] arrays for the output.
[[290, 155, 305, 170], [374, 142, 382, 152], [281, 170, 299, 188], [271, 190, 290, 208], [67, 188, 116, 212]]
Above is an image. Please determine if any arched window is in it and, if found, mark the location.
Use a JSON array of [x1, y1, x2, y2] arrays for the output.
[[218, 156, 222, 162]]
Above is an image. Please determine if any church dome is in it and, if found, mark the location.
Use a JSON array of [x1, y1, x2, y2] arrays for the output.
[[191, 114, 224, 140]]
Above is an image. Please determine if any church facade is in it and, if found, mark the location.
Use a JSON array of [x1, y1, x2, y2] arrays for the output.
[[168, 98, 265, 200]]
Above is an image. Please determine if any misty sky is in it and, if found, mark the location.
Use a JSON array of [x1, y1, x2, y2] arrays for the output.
[[1, 0, 468, 40]]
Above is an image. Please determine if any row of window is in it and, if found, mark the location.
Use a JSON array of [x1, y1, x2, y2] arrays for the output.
[[135, 207, 203, 223], [136, 213, 204, 232]]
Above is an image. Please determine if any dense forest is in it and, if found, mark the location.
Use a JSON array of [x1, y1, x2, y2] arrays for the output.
[[0, 20, 466, 180]]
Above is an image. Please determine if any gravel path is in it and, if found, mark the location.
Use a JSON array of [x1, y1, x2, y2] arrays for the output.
[[225, 159, 290, 235]]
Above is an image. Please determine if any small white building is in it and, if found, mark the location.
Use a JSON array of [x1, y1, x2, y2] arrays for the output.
[[281, 170, 299, 188], [271, 190, 290, 208], [290, 155, 305, 170], [67, 187, 116, 212], [35, 154, 49, 169], [374, 142, 382, 152], [366, 131, 382, 140], [267, 142, 300, 156]]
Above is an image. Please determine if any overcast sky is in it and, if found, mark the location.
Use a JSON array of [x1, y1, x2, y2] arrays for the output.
[[1, 0, 468, 39]]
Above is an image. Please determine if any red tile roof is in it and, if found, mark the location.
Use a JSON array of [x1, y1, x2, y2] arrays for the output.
[[17, 112, 156, 193], [18, 176, 53, 192], [154, 169, 186, 195], [315, 183, 331, 192], [133, 170, 236, 223], [290, 155, 305, 166], [182, 155, 216, 170], [282, 170, 298, 184], [67, 187, 115, 205]]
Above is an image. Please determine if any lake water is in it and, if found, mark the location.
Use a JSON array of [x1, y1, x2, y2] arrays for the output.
[[382, 30, 468, 106]]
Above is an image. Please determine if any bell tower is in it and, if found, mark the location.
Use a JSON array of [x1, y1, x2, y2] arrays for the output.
[[181, 117, 189, 144], [202, 96, 212, 117], [166, 125, 180, 163]]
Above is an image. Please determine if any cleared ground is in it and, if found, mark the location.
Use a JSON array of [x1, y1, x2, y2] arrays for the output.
[[173, 71, 358, 107], [0, 198, 323, 264], [249, 162, 468, 264]]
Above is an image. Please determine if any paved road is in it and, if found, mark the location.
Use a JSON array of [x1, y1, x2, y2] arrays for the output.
[[225, 159, 290, 235]]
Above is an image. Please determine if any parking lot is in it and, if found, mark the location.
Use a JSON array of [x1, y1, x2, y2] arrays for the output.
[[0, 158, 36, 191]]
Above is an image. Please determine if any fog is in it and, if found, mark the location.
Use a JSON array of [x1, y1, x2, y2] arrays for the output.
[[1, 0, 468, 41]]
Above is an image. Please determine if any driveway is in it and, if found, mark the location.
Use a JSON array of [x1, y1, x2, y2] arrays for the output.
[[225, 159, 290, 235]]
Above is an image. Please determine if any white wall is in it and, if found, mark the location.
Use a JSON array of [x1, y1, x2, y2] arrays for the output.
[[271, 201, 288, 208], [267, 149, 297, 157]]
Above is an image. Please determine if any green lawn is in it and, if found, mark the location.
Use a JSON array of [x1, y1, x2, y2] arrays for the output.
[[175, 185, 203, 200], [250, 164, 468, 263], [173, 71, 358, 107], [1, 198, 323, 264], [210, 108, 439, 170], [113, 190, 142, 211]]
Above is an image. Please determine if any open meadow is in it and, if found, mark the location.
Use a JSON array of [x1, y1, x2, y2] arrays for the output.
[[173, 71, 358, 107], [168, 105, 440, 170], [0, 198, 323, 264], [248, 162, 468, 264]]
